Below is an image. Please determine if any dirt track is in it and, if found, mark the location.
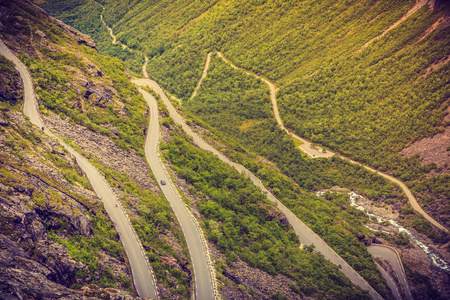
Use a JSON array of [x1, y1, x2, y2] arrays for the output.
[[213, 51, 448, 233]]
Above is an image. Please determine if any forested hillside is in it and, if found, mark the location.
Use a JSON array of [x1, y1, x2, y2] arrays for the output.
[[42, 0, 450, 229], [30, 0, 450, 298], [161, 121, 377, 299]]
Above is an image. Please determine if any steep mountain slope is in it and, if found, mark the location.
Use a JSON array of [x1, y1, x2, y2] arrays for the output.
[[42, 0, 450, 229], [0, 1, 381, 299], [0, 44, 136, 299], [183, 50, 450, 299], [0, 0, 193, 298], [38, 0, 450, 298]]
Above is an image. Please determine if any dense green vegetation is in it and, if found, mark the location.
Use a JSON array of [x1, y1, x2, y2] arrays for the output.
[[40, 0, 450, 225], [40, 0, 144, 73], [18, 0, 450, 297], [162, 122, 373, 299], [90, 159, 192, 298], [19, 49, 148, 155], [0, 56, 22, 105], [187, 55, 401, 200], [1, 0, 148, 155], [92, 0, 419, 97], [55, 0, 448, 227], [1, 0, 193, 297], [185, 55, 393, 297], [187, 55, 449, 242], [278, 8, 450, 225], [0, 103, 131, 291]]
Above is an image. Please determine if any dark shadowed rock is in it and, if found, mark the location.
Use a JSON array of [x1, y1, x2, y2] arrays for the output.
[[0, 117, 7, 126], [81, 81, 113, 108]]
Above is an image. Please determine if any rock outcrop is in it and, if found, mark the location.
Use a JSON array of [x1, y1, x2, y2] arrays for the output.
[[0, 109, 137, 298]]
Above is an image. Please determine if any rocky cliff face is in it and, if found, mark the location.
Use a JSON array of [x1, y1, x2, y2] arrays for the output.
[[0, 106, 137, 298], [0, 0, 192, 298], [42, 110, 191, 300], [0, 2, 138, 296]]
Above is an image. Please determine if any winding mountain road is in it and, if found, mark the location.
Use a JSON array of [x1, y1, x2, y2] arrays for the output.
[[368, 245, 412, 300], [100, 14, 217, 299], [0, 39, 159, 300], [373, 261, 401, 300], [132, 77, 383, 300], [100, 8, 126, 50], [100, 9, 411, 299], [215, 51, 448, 233], [191, 51, 419, 298], [134, 84, 216, 300], [216, 52, 333, 159], [0, 40, 44, 129], [344, 158, 448, 233]]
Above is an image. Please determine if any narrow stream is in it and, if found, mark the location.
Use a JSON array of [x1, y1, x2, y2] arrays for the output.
[[317, 191, 449, 272], [351, 192, 449, 272]]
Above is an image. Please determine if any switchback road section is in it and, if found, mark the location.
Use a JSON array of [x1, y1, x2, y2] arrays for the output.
[[0, 39, 159, 300], [133, 83, 216, 300], [215, 51, 448, 233], [368, 245, 412, 300], [132, 77, 383, 300]]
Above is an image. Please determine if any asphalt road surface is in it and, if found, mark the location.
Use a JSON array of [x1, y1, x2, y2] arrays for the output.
[[373, 262, 401, 300], [0, 39, 159, 300], [132, 77, 383, 300], [368, 245, 412, 300], [135, 85, 216, 300]]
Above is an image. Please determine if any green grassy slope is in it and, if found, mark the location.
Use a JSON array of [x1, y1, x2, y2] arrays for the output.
[[161, 113, 375, 299], [35, 0, 449, 298], [80, 0, 448, 229], [185, 53, 395, 298], [39, 0, 144, 72], [0, 54, 134, 294]]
